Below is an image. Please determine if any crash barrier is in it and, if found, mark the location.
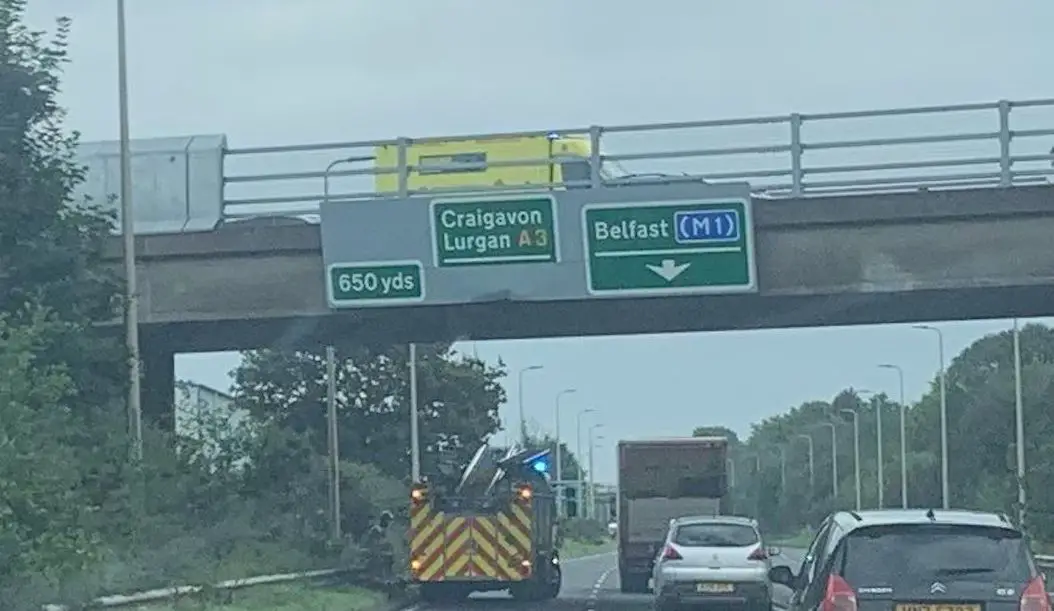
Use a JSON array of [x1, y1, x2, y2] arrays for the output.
[[41, 550, 1054, 608], [40, 567, 354, 610]]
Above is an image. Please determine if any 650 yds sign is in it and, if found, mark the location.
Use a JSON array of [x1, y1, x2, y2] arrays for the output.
[[327, 261, 425, 307]]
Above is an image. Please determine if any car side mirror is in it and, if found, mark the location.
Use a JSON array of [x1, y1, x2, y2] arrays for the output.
[[767, 546, 782, 557], [769, 565, 795, 587]]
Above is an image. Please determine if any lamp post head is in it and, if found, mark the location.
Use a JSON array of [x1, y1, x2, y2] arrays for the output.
[[524, 365, 544, 372]]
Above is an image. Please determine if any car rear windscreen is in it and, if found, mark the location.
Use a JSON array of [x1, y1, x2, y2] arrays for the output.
[[674, 523, 758, 547], [840, 524, 1033, 585]]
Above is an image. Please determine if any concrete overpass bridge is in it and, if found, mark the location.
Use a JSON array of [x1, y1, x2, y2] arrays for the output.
[[82, 97, 1054, 417]]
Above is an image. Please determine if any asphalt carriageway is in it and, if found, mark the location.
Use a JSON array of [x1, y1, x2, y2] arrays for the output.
[[410, 547, 805, 611]]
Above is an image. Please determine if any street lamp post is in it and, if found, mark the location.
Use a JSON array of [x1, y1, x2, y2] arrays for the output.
[[727, 458, 736, 489], [743, 453, 761, 516], [856, 389, 882, 508], [576, 408, 596, 514], [796, 434, 815, 492], [778, 446, 787, 492], [408, 343, 420, 482], [517, 365, 544, 446], [555, 388, 577, 516], [588, 425, 604, 518], [841, 408, 862, 511], [879, 363, 908, 508], [1013, 319, 1026, 527], [320, 155, 380, 537], [116, 0, 142, 462], [818, 422, 838, 501], [914, 324, 949, 509]]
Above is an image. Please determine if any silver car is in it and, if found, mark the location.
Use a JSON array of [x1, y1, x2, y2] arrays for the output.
[[651, 515, 779, 611]]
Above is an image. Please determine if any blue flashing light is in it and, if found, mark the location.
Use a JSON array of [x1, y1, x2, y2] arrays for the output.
[[531, 458, 549, 474]]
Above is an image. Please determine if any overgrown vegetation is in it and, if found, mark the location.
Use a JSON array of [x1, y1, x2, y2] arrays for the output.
[[0, 3, 562, 608]]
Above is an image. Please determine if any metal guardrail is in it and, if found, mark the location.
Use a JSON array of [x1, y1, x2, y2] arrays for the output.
[[38, 553, 1054, 608], [41, 568, 351, 610], [220, 97, 1054, 220]]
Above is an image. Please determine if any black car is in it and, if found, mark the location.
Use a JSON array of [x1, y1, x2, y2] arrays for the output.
[[770, 509, 1049, 611]]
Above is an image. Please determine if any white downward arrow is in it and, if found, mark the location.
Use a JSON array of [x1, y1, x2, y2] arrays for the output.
[[645, 259, 690, 282]]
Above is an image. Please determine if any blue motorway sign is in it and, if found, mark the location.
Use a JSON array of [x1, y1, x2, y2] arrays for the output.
[[674, 208, 741, 244]]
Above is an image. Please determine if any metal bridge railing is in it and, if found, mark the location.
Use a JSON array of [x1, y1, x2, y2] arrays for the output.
[[220, 98, 1054, 220]]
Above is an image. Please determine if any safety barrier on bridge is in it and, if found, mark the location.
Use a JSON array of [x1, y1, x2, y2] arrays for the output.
[[217, 97, 1054, 222]]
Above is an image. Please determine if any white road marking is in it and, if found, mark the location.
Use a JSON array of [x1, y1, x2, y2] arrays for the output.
[[587, 567, 616, 611]]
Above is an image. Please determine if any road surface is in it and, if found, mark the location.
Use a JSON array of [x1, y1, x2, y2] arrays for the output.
[[416, 548, 805, 611]]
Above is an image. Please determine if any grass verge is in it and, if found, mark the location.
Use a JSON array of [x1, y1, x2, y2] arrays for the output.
[[770, 531, 813, 549], [137, 583, 385, 611], [561, 538, 616, 559]]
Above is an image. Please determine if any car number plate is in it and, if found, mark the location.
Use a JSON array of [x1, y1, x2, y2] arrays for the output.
[[697, 582, 735, 593], [895, 604, 981, 611]]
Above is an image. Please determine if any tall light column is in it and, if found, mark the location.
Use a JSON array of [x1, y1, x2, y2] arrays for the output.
[[554, 388, 577, 516], [517, 365, 544, 446], [914, 324, 949, 509], [841, 408, 861, 511], [879, 363, 908, 508], [576, 408, 596, 513], [320, 151, 379, 528], [409, 343, 420, 482], [1013, 319, 1026, 527], [588, 424, 604, 518], [796, 433, 815, 492], [116, 0, 142, 462], [818, 422, 838, 501], [778, 446, 787, 492]]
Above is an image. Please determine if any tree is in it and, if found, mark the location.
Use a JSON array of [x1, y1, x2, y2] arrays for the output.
[[723, 322, 1054, 543], [0, 1, 123, 417], [231, 343, 505, 483], [0, 4, 135, 606]]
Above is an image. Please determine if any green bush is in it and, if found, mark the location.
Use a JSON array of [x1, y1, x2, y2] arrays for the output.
[[562, 518, 608, 544]]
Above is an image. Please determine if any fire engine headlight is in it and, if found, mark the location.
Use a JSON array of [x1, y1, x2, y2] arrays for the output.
[[411, 559, 422, 571]]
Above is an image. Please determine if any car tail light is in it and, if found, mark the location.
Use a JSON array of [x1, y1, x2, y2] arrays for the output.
[[822, 574, 858, 611], [662, 545, 683, 561], [748, 547, 768, 561], [1021, 576, 1051, 611]]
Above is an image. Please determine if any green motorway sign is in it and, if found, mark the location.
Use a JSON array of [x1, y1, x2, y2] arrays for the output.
[[431, 195, 558, 267], [327, 261, 424, 307], [582, 199, 756, 295]]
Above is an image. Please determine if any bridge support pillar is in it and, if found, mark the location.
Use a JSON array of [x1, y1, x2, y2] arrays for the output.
[[141, 342, 175, 433]]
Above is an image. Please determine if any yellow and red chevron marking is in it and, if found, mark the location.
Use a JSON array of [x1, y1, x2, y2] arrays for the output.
[[497, 502, 534, 573], [472, 516, 518, 580], [409, 499, 535, 583], [409, 503, 447, 581], [441, 516, 473, 579]]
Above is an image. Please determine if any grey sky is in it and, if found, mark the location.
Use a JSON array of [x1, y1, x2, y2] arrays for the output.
[[27, 0, 1054, 483]]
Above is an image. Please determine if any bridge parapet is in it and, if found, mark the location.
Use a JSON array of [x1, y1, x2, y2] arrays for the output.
[[78, 98, 1054, 234], [74, 134, 226, 235]]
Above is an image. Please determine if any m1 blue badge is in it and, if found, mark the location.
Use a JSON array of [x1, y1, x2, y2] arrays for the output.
[[674, 208, 741, 244]]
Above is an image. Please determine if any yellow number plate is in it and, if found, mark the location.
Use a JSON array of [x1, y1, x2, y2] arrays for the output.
[[895, 604, 981, 611], [697, 583, 735, 593]]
